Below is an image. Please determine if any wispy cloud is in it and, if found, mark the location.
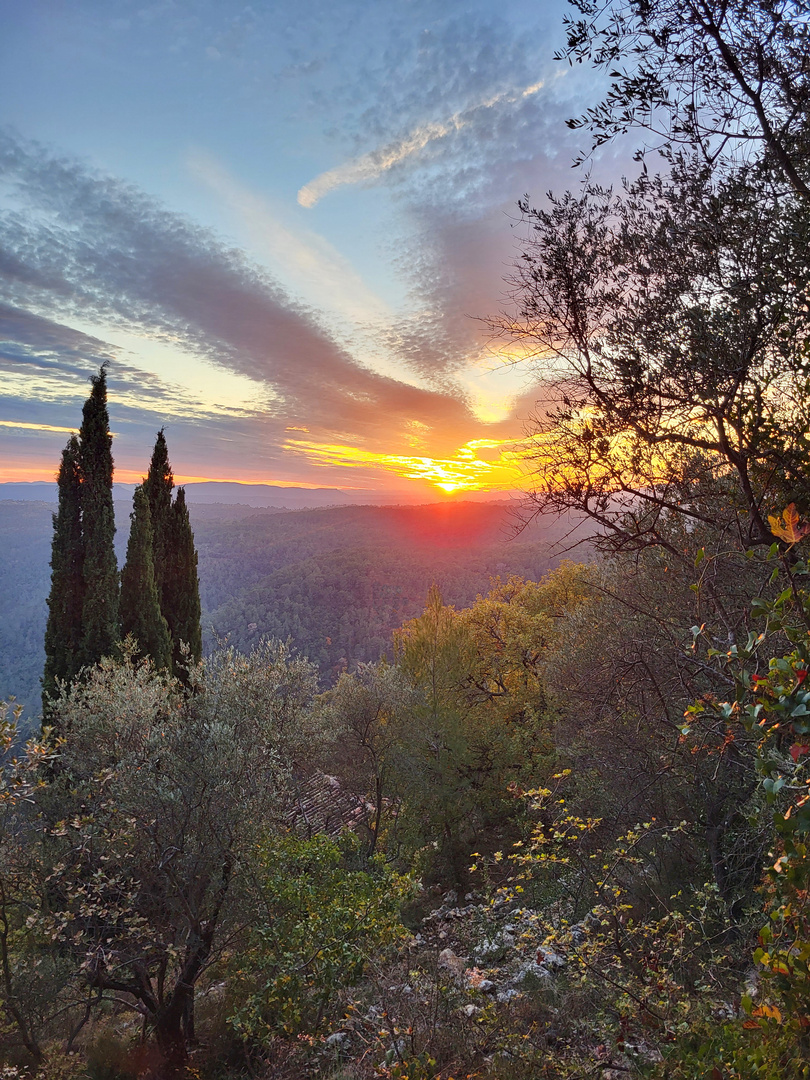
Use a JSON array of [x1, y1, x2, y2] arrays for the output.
[[298, 80, 547, 208], [0, 131, 515, 484], [188, 149, 396, 332], [0, 420, 78, 434]]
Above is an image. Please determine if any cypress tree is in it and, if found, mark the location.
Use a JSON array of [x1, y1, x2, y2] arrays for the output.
[[77, 366, 119, 668], [142, 432, 202, 677], [42, 435, 84, 715], [143, 429, 173, 606], [120, 486, 172, 671], [164, 486, 202, 674]]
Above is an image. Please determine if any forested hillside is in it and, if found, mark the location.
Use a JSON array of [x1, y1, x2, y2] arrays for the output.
[[0, 498, 568, 720], [4, 2, 810, 1078]]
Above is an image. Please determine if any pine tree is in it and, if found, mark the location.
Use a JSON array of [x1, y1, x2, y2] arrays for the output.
[[42, 435, 84, 715], [77, 366, 119, 668], [164, 486, 202, 674], [120, 486, 172, 671]]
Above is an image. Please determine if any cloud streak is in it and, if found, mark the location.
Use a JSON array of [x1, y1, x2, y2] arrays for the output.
[[298, 79, 547, 207], [0, 130, 524, 487]]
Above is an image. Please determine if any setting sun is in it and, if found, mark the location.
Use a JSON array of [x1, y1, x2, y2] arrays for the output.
[[284, 435, 529, 494]]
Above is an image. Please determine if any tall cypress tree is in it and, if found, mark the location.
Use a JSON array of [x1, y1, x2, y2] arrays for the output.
[[143, 428, 173, 604], [164, 486, 202, 674], [120, 486, 172, 671], [42, 435, 84, 715], [142, 432, 202, 677], [77, 366, 119, 668]]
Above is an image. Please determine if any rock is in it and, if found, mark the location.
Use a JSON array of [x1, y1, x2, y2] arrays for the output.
[[497, 988, 521, 1003], [442, 890, 458, 905], [325, 1032, 349, 1048], [624, 1039, 663, 1064], [477, 979, 496, 994], [512, 960, 552, 987], [462, 1003, 481, 1017], [536, 947, 565, 969], [438, 948, 468, 976]]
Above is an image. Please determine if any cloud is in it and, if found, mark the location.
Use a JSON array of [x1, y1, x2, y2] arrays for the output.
[[0, 130, 506, 478], [188, 150, 393, 329], [298, 80, 548, 208]]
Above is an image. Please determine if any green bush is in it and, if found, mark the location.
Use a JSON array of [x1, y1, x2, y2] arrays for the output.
[[227, 833, 413, 1042]]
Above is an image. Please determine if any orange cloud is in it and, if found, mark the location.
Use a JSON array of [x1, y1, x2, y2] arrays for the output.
[[284, 436, 530, 494], [0, 420, 78, 435]]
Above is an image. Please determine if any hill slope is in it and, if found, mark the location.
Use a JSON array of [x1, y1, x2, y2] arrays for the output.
[[0, 499, 581, 722]]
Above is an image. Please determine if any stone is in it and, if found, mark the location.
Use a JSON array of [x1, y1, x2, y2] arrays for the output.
[[438, 948, 468, 976]]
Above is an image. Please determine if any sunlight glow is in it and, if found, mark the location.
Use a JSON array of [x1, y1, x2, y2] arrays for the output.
[[0, 420, 78, 435], [284, 436, 529, 493]]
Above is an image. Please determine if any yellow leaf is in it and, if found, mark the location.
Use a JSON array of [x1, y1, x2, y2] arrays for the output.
[[768, 504, 810, 544]]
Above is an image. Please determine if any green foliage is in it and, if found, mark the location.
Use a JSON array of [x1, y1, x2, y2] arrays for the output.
[[1, 500, 557, 721], [324, 659, 414, 857], [208, 538, 557, 683], [142, 433, 202, 678], [685, 546, 810, 1056], [40, 638, 319, 1067], [228, 833, 411, 1041], [42, 436, 84, 713], [119, 485, 171, 670], [0, 700, 60, 1065], [77, 366, 119, 669], [319, 566, 587, 885], [142, 429, 173, 602], [164, 487, 202, 673]]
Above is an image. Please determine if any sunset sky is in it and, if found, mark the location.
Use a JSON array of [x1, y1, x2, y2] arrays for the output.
[[0, 0, 630, 498]]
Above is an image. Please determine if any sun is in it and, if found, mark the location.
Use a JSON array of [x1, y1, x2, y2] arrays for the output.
[[283, 436, 530, 494]]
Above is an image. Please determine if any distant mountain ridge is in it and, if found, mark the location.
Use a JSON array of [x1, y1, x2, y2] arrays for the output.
[[0, 498, 577, 728], [0, 481, 511, 510], [1, 480, 351, 509]]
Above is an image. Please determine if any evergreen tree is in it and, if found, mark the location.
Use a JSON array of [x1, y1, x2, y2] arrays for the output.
[[77, 366, 119, 668], [142, 433, 202, 677], [164, 486, 202, 674], [42, 435, 84, 715], [143, 428, 173, 606], [120, 486, 172, 671]]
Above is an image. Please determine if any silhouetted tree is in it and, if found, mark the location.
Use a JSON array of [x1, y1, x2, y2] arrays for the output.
[[142, 433, 201, 676], [76, 366, 118, 669], [143, 428, 173, 605], [120, 486, 172, 671], [42, 435, 84, 715], [164, 487, 202, 674]]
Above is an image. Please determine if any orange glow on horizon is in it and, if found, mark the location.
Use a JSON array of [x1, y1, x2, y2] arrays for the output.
[[1, 439, 537, 493], [0, 463, 372, 490], [284, 436, 531, 494]]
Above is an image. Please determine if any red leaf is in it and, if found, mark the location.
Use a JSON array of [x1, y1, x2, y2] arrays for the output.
[[797, 669, 808, 685], [790, 743, 809, 763]]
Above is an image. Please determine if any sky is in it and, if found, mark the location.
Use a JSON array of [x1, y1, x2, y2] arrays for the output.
[[0, 0, 628, 499]]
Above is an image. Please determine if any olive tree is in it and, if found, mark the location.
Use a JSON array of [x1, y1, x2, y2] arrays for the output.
[[494, 153, 810, 566], [560, 0, 810, 201], [42, 639, 319, 1074]]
